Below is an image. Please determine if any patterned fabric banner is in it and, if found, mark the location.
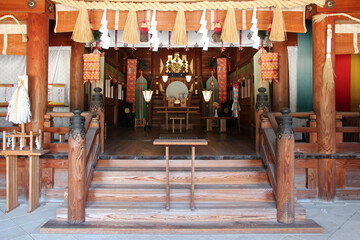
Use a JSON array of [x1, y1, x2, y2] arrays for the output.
[[232, 83, 240, 117], [126, 59, 137, 112], [260, 52, 279, 84], [217, 58, 227, 104], [83, 53, 100, 84]]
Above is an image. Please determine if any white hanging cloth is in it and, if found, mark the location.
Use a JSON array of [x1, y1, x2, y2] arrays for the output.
[[6, 76, 31, 124]]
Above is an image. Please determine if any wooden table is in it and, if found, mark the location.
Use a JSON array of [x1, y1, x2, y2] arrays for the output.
[[153, 139, 208, 210], [169, 116, 185, 133], [154, 106, 199, 131], [201, 117, 234, 133], [1, 149, 49, 213]]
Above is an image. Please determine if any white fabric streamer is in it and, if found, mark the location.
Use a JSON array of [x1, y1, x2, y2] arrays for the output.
[[35, 136, 40, 150], [6, 77, 31, 124]]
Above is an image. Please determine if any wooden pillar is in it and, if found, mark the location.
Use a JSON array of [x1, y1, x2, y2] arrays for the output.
[[255, 87, 269, 153], [91, 88, 104, 153], [276, 108, 295, 224], [70, 41, 85, 110], [312, 19, 336, 201], [68, 109, 86, 224], [27, 13, 49, 132], [272, 41, 289, 112]]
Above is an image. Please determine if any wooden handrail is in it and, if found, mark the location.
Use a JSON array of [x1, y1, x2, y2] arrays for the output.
[[266, 113, 278, 133], [337, 112, 360, 118], [84, 112, 95, 132], [45, 112, 89, 118]]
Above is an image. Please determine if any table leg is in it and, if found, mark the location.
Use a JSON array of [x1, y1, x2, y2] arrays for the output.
[[165, 145, 170, 210], [6, 156, 19, 213], [180, 120, 182, 133], [186, 112, 189, 130], [165, 112, 168, 130], [172, 119, 175, 133], [191, 146, 195, 210], [220, 119, 226, 133], [28, 156, 40, 213], [206, 119, 210, 131]]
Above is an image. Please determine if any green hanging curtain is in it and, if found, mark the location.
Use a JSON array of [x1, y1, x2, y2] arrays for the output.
[[206, 76, 219, 117], [135, 75, 148, 120], [297, 20, 313, 112]]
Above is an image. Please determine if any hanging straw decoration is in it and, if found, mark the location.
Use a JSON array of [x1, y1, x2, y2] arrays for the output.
[[123, 10, 140, 45], [172, 10, 187, 45], [221, 8, 239, 43], [72, 8, 94, 43], [323, 24, 335, 90], [269, 5, 286, 42]]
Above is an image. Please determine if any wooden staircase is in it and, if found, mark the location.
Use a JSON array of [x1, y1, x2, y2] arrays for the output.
[[41, 155, 322, 234]]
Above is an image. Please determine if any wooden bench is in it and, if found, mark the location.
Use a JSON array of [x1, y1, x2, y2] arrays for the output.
[[169, 116, 185, 133], [153, 139, 208, 210]]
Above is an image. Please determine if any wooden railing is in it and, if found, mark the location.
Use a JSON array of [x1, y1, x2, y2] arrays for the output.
[[259, 109, 295, 224], [43, 111, 89, 153], [258, 109, 360, 204]]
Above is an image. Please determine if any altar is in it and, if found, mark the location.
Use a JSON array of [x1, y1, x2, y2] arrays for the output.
[[153, 106, 200, 131]]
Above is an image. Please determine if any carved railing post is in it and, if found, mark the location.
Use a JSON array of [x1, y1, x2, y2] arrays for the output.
[[276, 108, 295, 224], [91, 87, 104, 153], [68, 109, 86, 224], [256, 87, 269, 153]]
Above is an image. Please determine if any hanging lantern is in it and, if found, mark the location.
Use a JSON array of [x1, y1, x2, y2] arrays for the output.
[[140, 22, 149, 42], [260, 52, 279, 84], [212, 22, 222, 43]]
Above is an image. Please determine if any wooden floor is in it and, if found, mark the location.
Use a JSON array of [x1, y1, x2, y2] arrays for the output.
[[104, 126, 256, 156]]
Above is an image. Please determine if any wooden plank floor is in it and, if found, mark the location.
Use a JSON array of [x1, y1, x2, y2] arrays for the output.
[[104, 126, 256, 156]]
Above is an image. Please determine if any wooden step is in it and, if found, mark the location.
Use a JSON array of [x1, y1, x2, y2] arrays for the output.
[[54, 203, 306, 222], [96, 159, 264, 169], [40, 219, 323, 234], [91, 170, 270, 185], [86, 188, 275, 202]]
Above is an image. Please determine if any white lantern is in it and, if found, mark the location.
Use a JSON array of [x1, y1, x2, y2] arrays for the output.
[[202, 90, 212, 103], [162, 75, 168, 83], [142, 89, 153, 103]]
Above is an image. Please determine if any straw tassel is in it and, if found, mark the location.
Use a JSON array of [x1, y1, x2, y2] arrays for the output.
[[72, 8, 94, 43], [269, 5, 286, 42], [172, 10, 187, 45], [323, 24, 335, 90], [221, 8, 239, 43], [123, 10, 140, 45]]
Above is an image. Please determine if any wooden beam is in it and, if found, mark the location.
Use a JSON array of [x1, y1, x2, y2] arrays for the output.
[[0, 0, 46, 14], [312, 18, 336, 201], [27, 13, 49, 132]]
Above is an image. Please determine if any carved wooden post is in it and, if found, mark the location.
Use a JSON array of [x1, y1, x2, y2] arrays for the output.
[[91, 88, 104, 153], [276, 108, 295, 224], [43, 114, 54, 145], [256, 87, 269, 153], [68, 109, 86, 224]]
